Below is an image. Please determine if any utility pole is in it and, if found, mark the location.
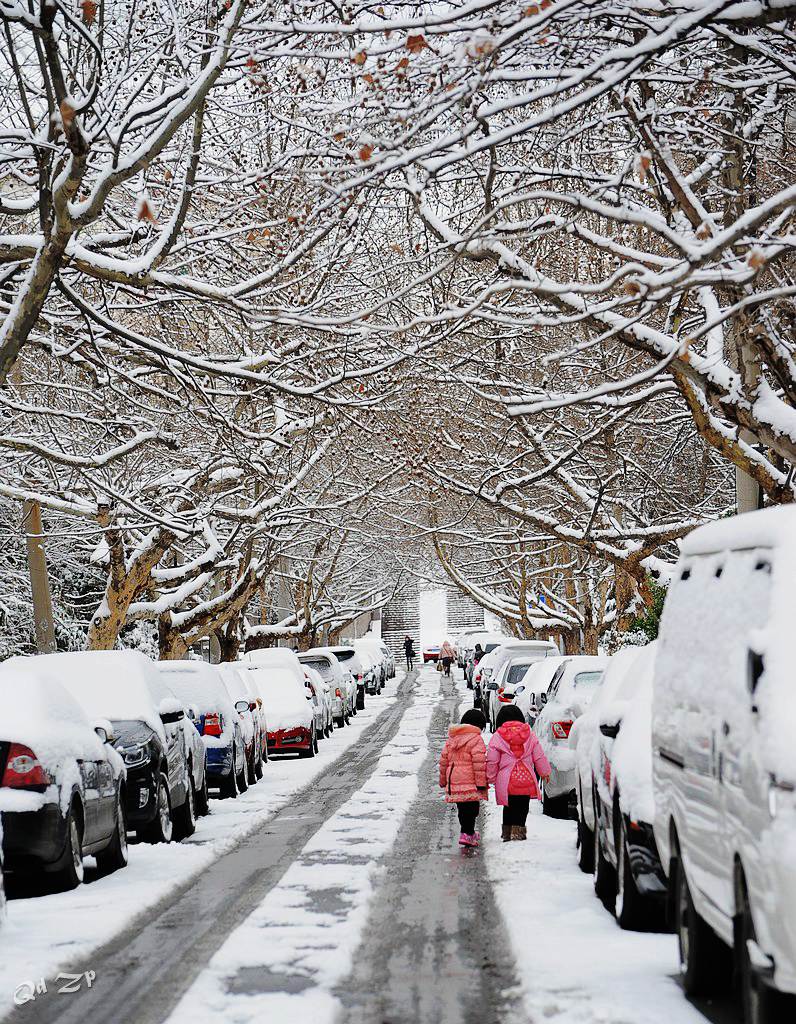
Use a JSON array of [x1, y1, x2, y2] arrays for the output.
[[23, 499, 57, 653]]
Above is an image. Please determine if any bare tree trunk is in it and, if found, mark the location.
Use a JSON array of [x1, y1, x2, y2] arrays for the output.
[[23, 500, 56, 653]]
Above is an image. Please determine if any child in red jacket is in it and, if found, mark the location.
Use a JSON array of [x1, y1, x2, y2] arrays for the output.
[[439, 708, 488, 847]]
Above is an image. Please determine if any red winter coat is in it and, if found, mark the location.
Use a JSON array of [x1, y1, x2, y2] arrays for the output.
[[439, 724, 488, 803], [486, 721, 551, 806]]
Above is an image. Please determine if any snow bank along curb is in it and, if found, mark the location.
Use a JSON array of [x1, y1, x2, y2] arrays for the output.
[[482, 796, 706, 1023], [0, 673, 406, 1014], [165, 668, 441, 1024]]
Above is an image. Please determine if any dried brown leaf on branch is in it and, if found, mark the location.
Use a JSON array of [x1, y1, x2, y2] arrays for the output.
[[81, 0, 97, 25], [136, 198, 157, 223], [359, 144, 374, 161], [406, 34, 427, 54], [352, 51, 367, 66]]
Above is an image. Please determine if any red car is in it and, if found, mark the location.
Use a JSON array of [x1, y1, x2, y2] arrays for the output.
[[423, 645, 441, 663]]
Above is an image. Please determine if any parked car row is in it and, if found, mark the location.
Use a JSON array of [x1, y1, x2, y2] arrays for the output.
[[560, 505, 796, 1024], [1, 634, 396, 897]]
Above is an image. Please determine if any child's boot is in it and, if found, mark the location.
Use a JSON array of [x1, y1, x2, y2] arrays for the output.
[[501, 823, 512, 842], [458, 832, 469, 846], [511, 825, 527, 841]]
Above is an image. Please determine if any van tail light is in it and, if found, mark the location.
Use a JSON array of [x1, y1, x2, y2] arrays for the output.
[[203, 712, 223, 737], [2, 743, 51, 788], [551, 720, 573, 740]]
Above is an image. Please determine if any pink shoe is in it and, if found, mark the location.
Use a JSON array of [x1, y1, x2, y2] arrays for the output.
[[473, 831, 481, 843], [458, 832, 469, 846]]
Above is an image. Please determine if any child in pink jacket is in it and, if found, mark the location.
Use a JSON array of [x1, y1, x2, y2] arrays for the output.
[[439, 708, 488, 847], [487, 704, 551, 841]]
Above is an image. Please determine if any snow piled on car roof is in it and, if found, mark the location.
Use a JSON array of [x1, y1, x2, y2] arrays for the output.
[[13, 650, 170, 742], [0, 659, 106, 774]]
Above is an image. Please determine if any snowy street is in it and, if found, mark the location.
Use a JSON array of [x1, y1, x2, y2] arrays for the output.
[[2, 666, 741, 1024]]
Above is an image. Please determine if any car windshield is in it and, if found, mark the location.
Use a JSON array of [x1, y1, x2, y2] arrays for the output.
[[300, 658, 333, 681], [506, 664, 533, 686], [111, 719, 155, 745], [485, 643, 499, 654], [573, 671, 603, 691]]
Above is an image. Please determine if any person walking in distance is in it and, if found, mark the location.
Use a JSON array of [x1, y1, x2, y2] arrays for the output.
[[403, 635, 415, 671], [439, 639, 456, 677], [487, 704, 551, 841], [438, 709, 488, 847]]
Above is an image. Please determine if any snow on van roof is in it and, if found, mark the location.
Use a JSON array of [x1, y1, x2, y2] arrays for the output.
[[0, 659, 108, 771], [14, 650, 170, 742], [680, 504, 796, 556]]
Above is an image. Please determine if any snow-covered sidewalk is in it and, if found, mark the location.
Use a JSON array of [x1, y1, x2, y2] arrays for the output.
[[482, 788, 705, 1024], [0, 673, 405, 1013], [165, 667, 441, 1024]]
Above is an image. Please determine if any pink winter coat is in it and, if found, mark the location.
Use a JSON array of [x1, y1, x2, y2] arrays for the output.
[[487, 721, 551, 806], [439, 724, 488, 803]]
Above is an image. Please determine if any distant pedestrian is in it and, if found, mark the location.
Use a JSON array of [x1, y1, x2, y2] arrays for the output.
[[439, 639, 456, 677], [487, 704, 551, 842], [438, 708, 488, 847], [403, 635, 415, 671]]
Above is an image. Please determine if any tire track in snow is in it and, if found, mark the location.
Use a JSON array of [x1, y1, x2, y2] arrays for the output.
[[162, 668, 443, 1024], [10, 671, 420, 1024]]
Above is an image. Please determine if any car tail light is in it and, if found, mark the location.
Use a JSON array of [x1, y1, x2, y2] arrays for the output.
[[203, 712, 223, 737], [357, 673, 363, 682], [2, 743, 51, 788], [551, 720, 573, 740], [497, 688, 513, 704], [475, 671, 482, 684], [335, 688, 343, 698], [249, 701, 257, 712]]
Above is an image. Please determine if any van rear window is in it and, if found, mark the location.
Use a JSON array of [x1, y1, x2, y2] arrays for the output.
[[300, 659, 332, 680], [573, 671, 602, 690], [333, 650, 355, 663]]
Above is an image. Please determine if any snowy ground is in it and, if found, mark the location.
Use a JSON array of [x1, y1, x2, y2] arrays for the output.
[[165, 668, 441, 1024], [0, 672, 405, 1013]]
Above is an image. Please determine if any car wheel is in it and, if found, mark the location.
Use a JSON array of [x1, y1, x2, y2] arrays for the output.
[[141, 774, 173, 843], [237, 749, 248, 794], [542, 781, 568, 819], [96, 789, 129, 875], [53, 802, 85, 891], [195, 766, 210, 816], [173, 769, 197, 840], [676, 855, 729, 996], [615, 820, 645, 930], [255, 751, 264, 779], [577, 815, 595, 874], [221, 751, 240, 798], [247, 750, 257, 786], [593, 813, 616, 910]]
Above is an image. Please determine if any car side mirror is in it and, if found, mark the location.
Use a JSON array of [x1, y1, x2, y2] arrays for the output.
[[235, 700, 250, 714], [600, 723, 620, 739], [94, 725, 108, 744], [159, 696, 185, 724], [487, 681, 498, 691]]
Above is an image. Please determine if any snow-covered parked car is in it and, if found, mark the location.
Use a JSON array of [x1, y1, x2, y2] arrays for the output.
[[591, 642, 667, 930], [0, 660, 128, 890], [512, 655, 567, 725], [354, 638, 388, 692], [533, 655, 608, 817], [30, 650, 197, 843], [486, 654, 546, 732], [304, 667, 332, 740], [262, 668, 316, 757], [325, 645, 365, 711], [298, 649, 351, 728], [219, 662, 263, 783], [652, 506, 796, 1021], [476, 639, 557, 721], [355, 646, 380, 696], [157, 661, 245, 799], [570, 645, 645, 873]]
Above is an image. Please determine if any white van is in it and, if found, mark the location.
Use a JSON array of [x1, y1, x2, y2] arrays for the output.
[[652, 505, 796, 1022]]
